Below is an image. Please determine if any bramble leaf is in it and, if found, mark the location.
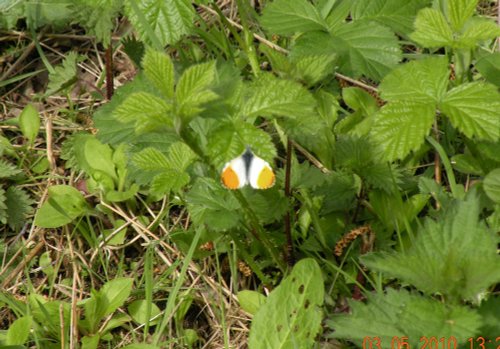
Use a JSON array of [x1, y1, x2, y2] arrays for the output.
[[142, 48, 175, 99], [440, 82, 500, 141], [124, 0, 195, 46], [331, 20, 402, 81], [260, 0, 329, 35], [241, 73, 316, 119], [362, 194, 500, 301], [379, 56, 449, 103], [370, 101, 435, 161], [5, 187, 33, 231], [410, 8, 454, 48], [446, 0, 478, 31]]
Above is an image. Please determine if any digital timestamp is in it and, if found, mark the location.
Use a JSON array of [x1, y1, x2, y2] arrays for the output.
[[362, 336, 500, 349]]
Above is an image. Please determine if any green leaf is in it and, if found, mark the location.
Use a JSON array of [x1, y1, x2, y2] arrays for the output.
[[456, 17, 500, 49], [100, 277, 134, 317], [446, 0, 477, 31], [128, 299, 161, 326], [478, 296, 500, 338], [113, 92, 173, 133], [121, 344, 161, 349], [73, 0, 122, 47], [440, 82, 500, 141], [83, 137, 117, 181], [81, 335, 100, 349], [132, 147, 171, 171], [5, 187, 33, 231], [351, 0, 431, 36], [331, 20, 402, 81], [19, 104, 40, 144], [241, 73, 316, 119], [186, 178, 242, 232], [46, 51, 79, 96], [150, 170, 190, 195], [142, 48, 175, 99], [342, 87, 379, 116], [176, 61, 218, 118], [291, 54, 336, 86], [6, 316, 32, 345], [208, 121, 276, 169], [165, 142, 197, 171], [238, 290, 266, 315], [0, 159, 21, 178], [371, 101, 435, 161], [248, 258, 323, 349], [34, 185, 88, 228], [410, 8, 454, 48], [330, 288, 481, 345], [362, 194, 500, 301], [244, 190, 288, 224], [260, 0, 329, 35], [124, 0, 195, 47], [379, 56, 449, 103], [484, 169, 500, 204], [0, 186, 7, 225], [476, 52, 500, 87]]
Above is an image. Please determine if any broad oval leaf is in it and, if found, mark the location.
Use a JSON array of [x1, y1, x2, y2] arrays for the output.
[[128, 299, 161, 326], [19, 104, 40, 144], [100, 277, 134, 317], [248, 258, 324, 349], [34, 185, 88, 228]]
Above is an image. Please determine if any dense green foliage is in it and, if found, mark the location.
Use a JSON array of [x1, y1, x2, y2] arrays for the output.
[[2, 0, 500, 348]]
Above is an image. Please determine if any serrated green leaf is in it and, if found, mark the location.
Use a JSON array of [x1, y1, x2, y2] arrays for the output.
[[142, 48, 174, 99], [243, 190, 288, 224], [451, 154, 484, 175], [5, 187, 33, 231], [186, 178, 241, 232], [165, 142, 197, 171], [73, 0, 121, 47], [132, 147, 170, 171], [363, 193, 500, 301], [440, 82, 500, 141], [410, 8, 454, 48], [484, 169, 500, 204], [478, 296, 500, 338], [476, 52, 500, 87], [113, 92, 173, 133], [260, 0, 328, 35], [330, 288, 481, 345], [371, 101, 435, 161], [447, 0, 477, 31], [379, 56, 449, 103], [291, 31, 338, 58], [248, 258, 323, 349], [456, 17, 500, 49], [241, 73, 316, 119], [0, 159, 21, 178], [176, 61, 218, 118], [34, 185, 88, 228], [19, 104, 40, 144], [0, 186, 7, 225], [342, 87, 379, 115], [46, 51, 79, 96], [208, 120, 276, 169], [150, 170, 190, 196], [124, 0, 195, 47], [351, 0, 431, 36], [331, 20, 402, 81], [291, 54, 336, 86], [315, 171, 359, 214]]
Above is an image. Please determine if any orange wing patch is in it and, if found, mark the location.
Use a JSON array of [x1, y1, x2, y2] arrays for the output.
[[256, 166, 275, 189], [221, 166, 241, 189]]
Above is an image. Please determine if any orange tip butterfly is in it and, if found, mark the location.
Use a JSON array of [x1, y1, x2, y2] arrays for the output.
[[221, 147, 275, 190]]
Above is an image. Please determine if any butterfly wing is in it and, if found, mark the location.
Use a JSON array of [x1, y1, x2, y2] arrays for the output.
[[248, 154, 275, 189], [221, 156, 248, 189]]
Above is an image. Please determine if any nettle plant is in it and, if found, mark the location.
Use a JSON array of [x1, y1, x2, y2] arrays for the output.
[[29, 0, 500, 347]]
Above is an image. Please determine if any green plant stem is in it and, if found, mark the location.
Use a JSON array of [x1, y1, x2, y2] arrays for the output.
[[232, 190, 287, 272], [284, 138, 294, 267], [425, 136, 459, 197]]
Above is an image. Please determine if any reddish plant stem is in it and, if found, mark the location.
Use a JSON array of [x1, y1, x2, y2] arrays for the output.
[[284, 138, 294, 267], [105, 45, 114, 99]]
